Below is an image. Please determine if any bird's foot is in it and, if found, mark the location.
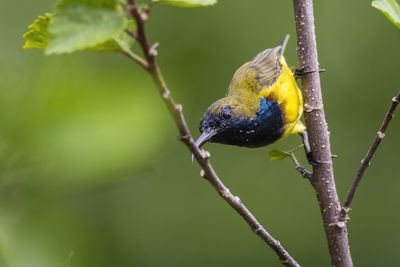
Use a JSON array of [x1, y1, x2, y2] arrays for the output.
[[295, 66, 326, 78], [300, 131, 334, 166], [306, 152, 328, 166], [306, 152, 338, 166]]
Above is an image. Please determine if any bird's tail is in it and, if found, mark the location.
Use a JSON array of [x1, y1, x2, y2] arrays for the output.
[[277, 34, 290, 58]]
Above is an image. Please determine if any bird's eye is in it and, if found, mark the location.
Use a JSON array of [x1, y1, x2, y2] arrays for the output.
[[221, 110, 232, 120]]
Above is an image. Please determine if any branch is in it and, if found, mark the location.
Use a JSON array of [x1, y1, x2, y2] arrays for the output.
[[123, 48, 149, 69], [339, 91, 400, 221], [288, 152, 313, 179], [292, 0, 353, 266], [125, 1, 300, 266]]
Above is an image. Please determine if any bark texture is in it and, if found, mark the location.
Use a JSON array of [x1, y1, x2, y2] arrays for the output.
[[292, 1, 353, 266]]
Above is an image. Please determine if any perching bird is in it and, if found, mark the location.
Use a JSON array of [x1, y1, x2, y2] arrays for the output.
[[194, 35, 311, 158]]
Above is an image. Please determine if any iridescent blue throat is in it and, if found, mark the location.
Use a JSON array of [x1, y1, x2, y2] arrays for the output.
[[211, 98, 284, 147]]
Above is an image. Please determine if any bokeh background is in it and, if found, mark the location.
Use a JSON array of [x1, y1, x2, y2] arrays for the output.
[[0, 0, 399, 266]]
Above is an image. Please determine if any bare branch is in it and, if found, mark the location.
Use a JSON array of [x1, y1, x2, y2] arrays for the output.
[[339, 91, 400, 221], [125, 1, 301, 266], [123, 49, 149, 69], [288, 152, 313, 179], [292, 0, 353, 266]]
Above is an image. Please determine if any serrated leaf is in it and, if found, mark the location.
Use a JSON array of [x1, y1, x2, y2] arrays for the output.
[[22, 14, 51, 50], [268, 150, 290, 161], [87, 20, 135, 52], [46, 4, 127, 54], [372, 0, 400, 29], [156, 0, 217, 7], [56, 0, 118, 9]]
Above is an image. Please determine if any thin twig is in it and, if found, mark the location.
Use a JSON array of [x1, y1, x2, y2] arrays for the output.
[[339, 91, 400, 221], [123, 49, 149, 69], [292, 0, 353, 266], [288, 152, 313, 179], [125, 1, 301, 266]]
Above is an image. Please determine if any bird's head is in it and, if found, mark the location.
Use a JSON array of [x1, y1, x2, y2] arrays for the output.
[[194, 95, 284, 151], [195, 97, 246, 148]]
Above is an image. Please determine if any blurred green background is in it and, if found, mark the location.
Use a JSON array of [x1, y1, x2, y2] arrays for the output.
[[0, 0, 399, 266]]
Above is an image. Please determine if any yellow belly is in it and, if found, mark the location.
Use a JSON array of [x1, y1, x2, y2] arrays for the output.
[[259, 58, 305, 140]]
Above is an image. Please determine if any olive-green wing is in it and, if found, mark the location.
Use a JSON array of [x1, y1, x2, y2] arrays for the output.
[[226, 35, 289, 96]]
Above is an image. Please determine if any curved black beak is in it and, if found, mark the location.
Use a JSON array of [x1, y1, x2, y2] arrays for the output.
[[191, 129, 217, 163]]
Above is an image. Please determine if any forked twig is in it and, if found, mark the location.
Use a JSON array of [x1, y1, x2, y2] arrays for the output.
[[339, 91, 400, 221], [288, 152, 313, 179]]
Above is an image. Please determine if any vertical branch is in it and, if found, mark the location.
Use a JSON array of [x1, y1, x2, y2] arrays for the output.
[[292, 0, 353, 266]]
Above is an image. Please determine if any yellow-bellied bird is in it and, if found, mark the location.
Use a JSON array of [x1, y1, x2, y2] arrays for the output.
[[195, 35, 312, 160]]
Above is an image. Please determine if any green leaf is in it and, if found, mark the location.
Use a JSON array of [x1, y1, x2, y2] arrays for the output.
[[23, 15, 134, 53], [372, 0, 400, 29], [156, 0, 217, 7], [87, 20, 136, 52], [46, 4, 127, 54], [268, 150, 290, 161], [22, 14, 51, 50]]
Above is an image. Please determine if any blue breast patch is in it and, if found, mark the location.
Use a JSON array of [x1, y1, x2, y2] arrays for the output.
[[211, 98, 284, 147]]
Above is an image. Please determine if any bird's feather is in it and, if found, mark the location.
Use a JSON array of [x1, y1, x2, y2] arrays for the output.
[[196, 35, 305, 149], [226, 35, 289, 97]]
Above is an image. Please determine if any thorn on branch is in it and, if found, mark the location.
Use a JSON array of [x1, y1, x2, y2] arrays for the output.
[[200, 149, 211, 160], [141, 12, 149, 21], [176, 104, 183, 113], [162, 88, 170, 99], [149, 42, 160, 57]]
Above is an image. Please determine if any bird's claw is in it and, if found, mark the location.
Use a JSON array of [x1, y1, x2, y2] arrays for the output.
[[306, 154, 329, 165], [306, 152, 337, 165], [295, 66, 326, 78]]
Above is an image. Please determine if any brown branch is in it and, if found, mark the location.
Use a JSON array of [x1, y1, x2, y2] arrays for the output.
[[288, 152, 313, 179], [125, 1, 300, 266], [123, 49, 149, 69], [339, 91, 400, 221], [292, 0, 353, 266]]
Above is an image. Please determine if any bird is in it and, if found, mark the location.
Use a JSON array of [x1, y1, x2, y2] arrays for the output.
[[194, 35, 312, 160]]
